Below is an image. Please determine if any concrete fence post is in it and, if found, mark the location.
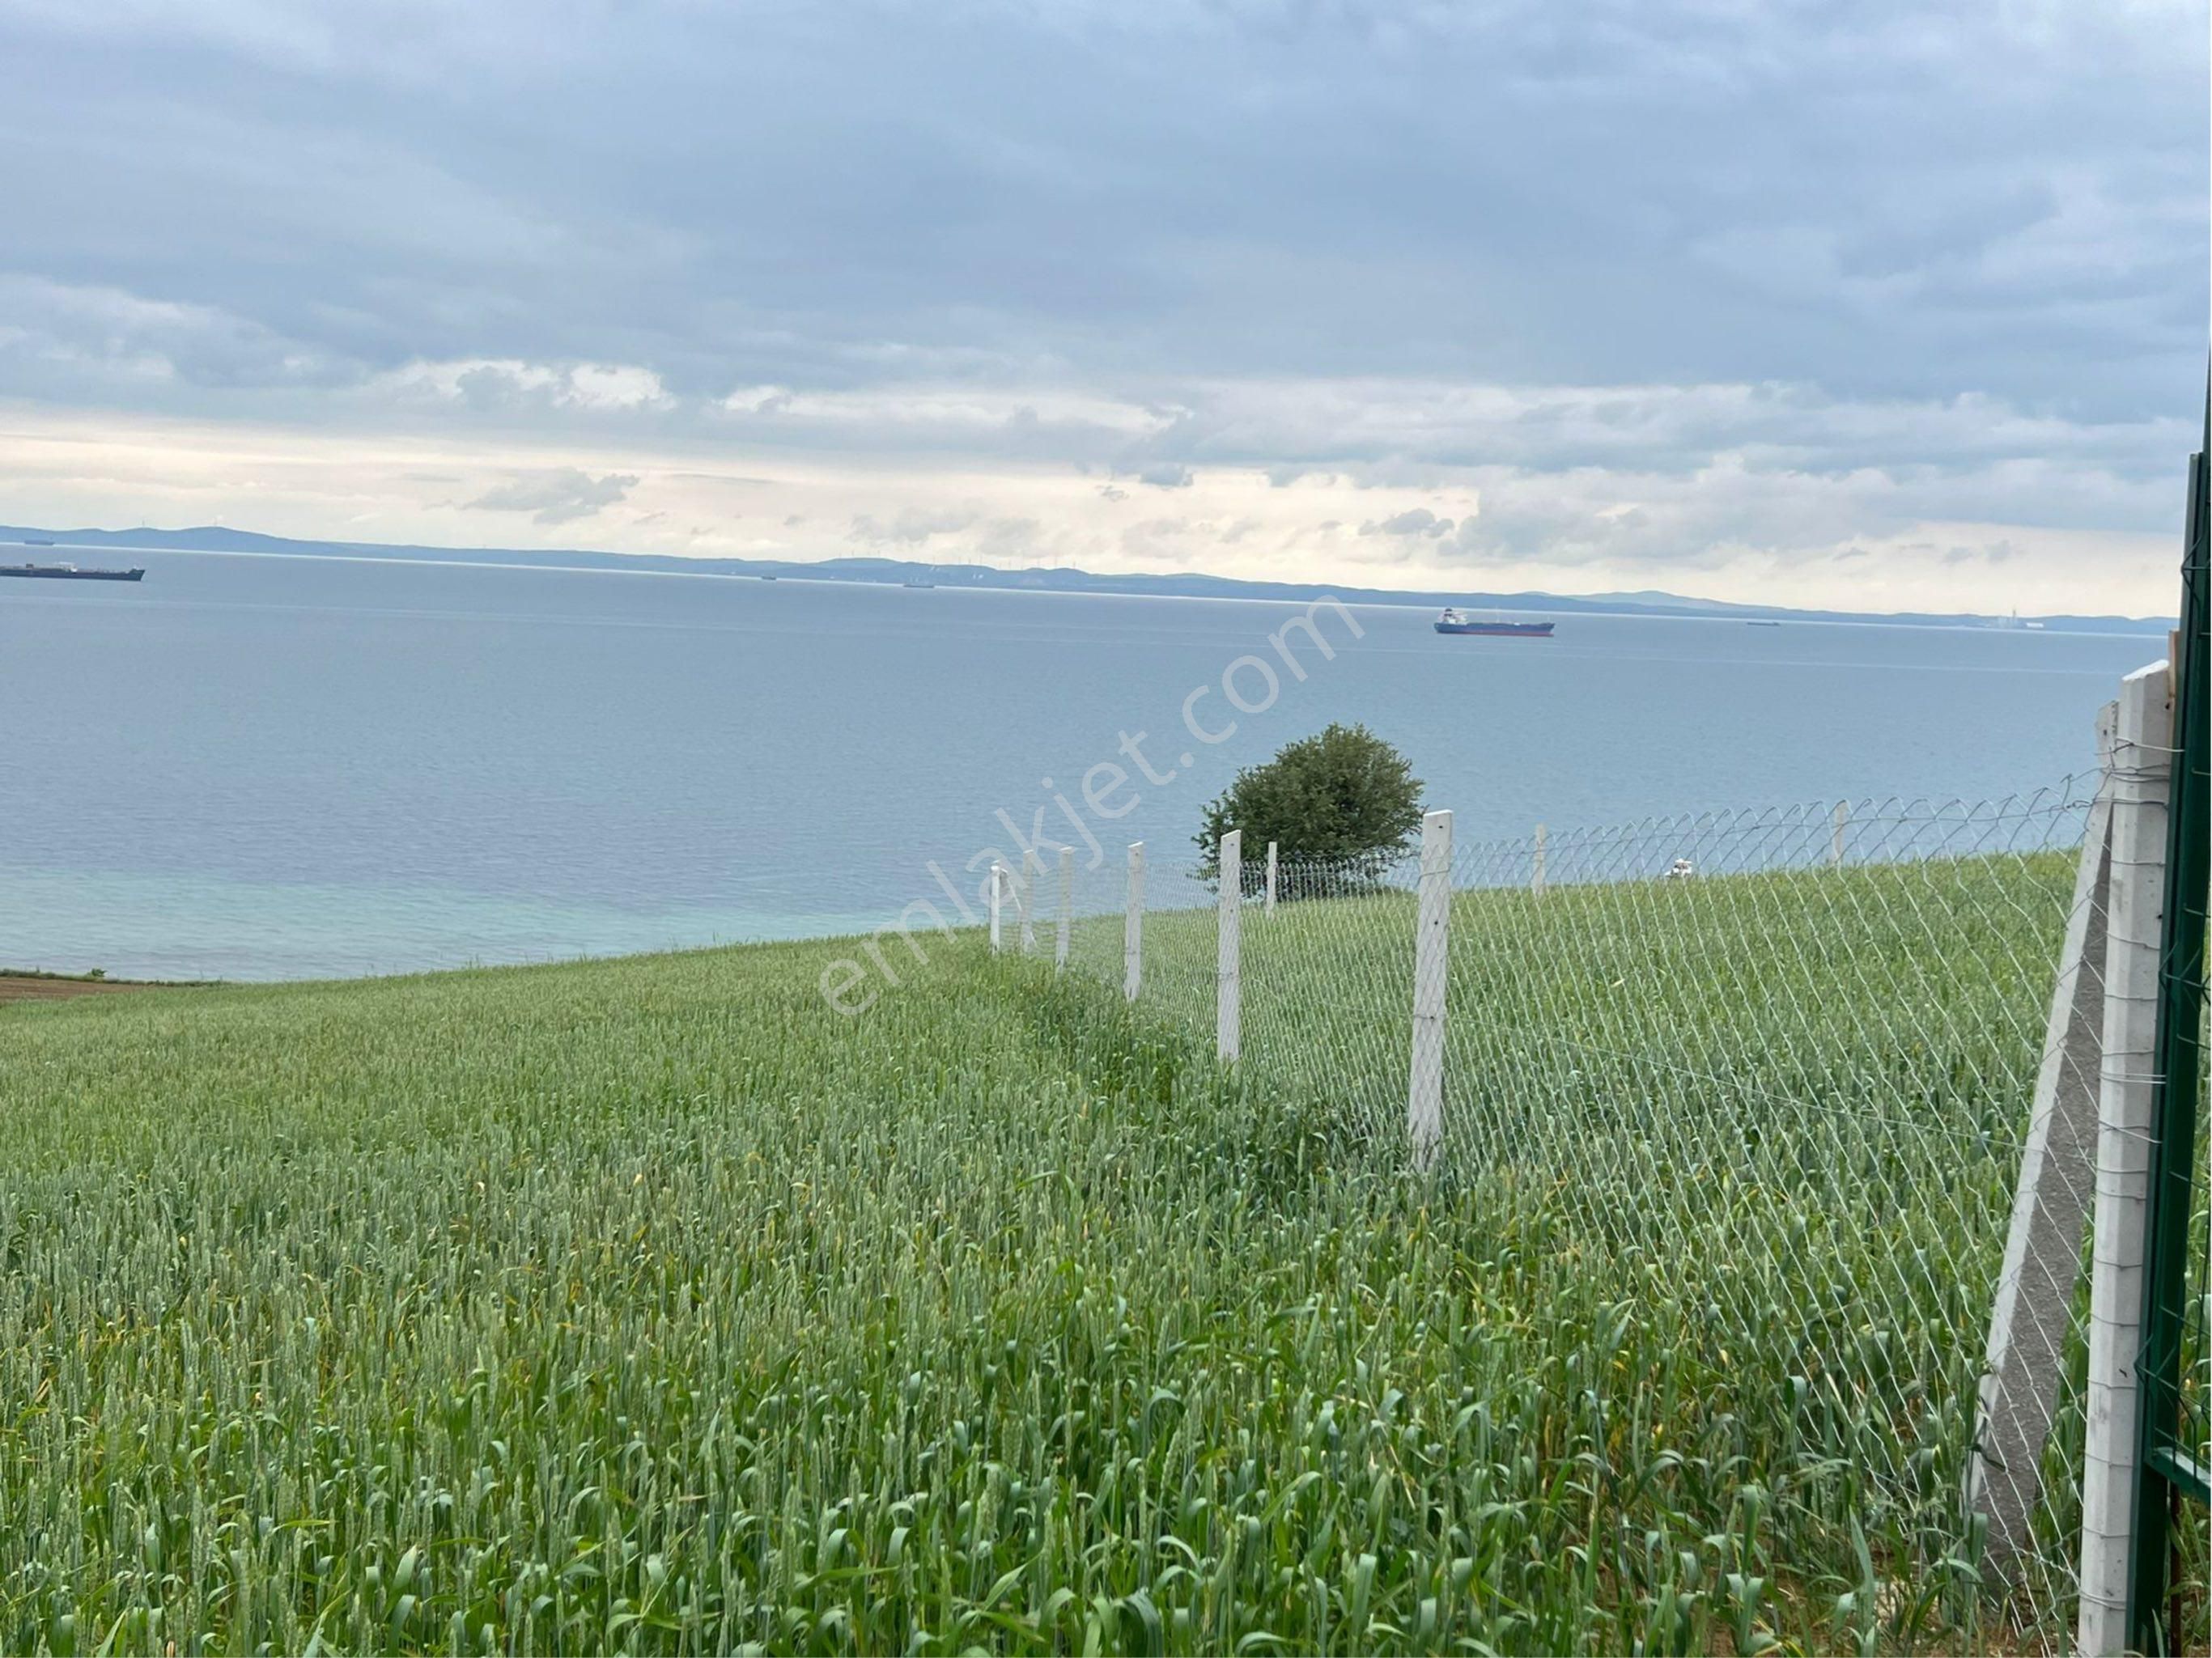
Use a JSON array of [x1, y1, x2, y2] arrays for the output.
[[1124, 842, 1144, 1002], [988, 863, 1008, 952], [1055, 845, 1073, 970], [1266, 841, 1278, 914], [1830, 799, 1849, 868], [1532, 823, 1548, 896], [1972, 700, 2117, 1579], [2077, 660, 2175, 1657], [1019, 849, 1040, 955], [1217, 829, 1241, 1062], [1407, 809, 1453, 1167]]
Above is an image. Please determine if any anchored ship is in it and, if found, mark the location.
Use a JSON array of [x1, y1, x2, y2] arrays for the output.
[[1433, 607, 1553, 638], [1, 562, 145, 582]]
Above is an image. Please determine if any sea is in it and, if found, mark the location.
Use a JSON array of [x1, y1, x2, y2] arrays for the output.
[[0, 547, 2163, 981]]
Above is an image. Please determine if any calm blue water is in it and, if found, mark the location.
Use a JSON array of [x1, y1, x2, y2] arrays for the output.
[[0, 547, 2158, 980]]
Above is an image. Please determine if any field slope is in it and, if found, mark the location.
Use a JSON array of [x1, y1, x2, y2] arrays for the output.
[[0, 859, 2172, 1654]]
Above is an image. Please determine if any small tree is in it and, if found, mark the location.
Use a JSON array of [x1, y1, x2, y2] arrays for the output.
[[1195, 723, 1424, 891]]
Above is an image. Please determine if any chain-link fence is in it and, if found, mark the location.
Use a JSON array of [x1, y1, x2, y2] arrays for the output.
[[2180, 1003, 2211, 1609], [1008, 774, 2143, 1649], [1441, 787, 2099, 1653]]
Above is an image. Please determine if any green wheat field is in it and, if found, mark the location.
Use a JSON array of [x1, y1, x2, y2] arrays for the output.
[[2, 854, 2202, 1654]]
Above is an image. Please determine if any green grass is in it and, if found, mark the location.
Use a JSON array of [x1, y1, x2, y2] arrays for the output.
[[0, 854, 2198, 1653]]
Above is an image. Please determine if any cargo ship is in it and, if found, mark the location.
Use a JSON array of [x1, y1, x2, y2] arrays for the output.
[[1434, 607, 1552, 638], [2, 562, 145, 582]]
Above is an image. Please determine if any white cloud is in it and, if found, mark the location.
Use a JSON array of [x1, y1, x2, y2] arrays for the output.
[[388, 358, 672, 413], [465, 466, 638, 524], [562, 364, 671, 412], [722, 384, 793, 415], [715, 384, 1170, 447], [0, 408, 2180, 617]]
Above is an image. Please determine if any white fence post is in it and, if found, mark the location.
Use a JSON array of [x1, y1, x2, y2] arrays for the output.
[[1266, 841, 1278, 915], [1055, 846, 1072, 970], [1830, 799, 1849, 867], [1019, 849, 1039, 955], [1532, 823, 1548, 896], [988, 863, 1007, 952], [1972, 701, 2117, 1577], [1217, 830, 1241, 1062], [2077, 660, 2174, 1657], [1124, 842, 1144, 1002], [1407, 809, 1453, 1167]]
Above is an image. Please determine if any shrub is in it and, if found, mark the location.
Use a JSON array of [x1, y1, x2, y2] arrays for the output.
[[1194, 722, 1424, 889]]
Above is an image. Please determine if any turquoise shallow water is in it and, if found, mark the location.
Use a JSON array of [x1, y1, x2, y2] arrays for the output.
[[0, 547, 2158, 979]]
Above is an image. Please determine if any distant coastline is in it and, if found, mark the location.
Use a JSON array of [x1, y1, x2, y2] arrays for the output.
[[1, 523, 2172, 634]]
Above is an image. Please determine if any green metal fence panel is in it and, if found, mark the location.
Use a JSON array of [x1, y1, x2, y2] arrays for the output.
[[2129, 396, 2211, 1654]]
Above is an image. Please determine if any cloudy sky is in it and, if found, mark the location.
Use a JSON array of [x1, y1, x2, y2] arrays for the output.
[[0, 0, 2203, 613]]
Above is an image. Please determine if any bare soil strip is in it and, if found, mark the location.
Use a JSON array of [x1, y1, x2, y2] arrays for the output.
[[0, 975, 161, 1003]]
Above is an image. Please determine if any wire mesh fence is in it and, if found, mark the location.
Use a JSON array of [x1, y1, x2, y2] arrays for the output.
[[1441, 786, 2103, 1653], [1009, 775, 2161, 1650], [2182, 997, 2211, 1499], [2172, 996, 2212, 1639]]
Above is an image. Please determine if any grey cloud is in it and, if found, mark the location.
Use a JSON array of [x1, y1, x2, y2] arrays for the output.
[[456, 366, 525, 407], [1940, 539, 2018, 567], [848, 504, 983, 544], [1118, 516, 1194, 562], [0, 0, 2195, 599], [1363, 507, 1455, 539], [4, 0, 2189, 422], [1133, 380, 2189, 502], [1420, 454, 2023, 575], [0, 274, 355, 393], [977, 516, 1044, 560], [465, 468, 638, 524]]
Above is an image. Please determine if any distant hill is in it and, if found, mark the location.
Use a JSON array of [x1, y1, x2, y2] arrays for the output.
[[0, 523, 2172, 634]]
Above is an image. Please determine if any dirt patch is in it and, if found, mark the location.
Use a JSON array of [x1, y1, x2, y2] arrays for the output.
[[0, 975, 163, 1004]]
